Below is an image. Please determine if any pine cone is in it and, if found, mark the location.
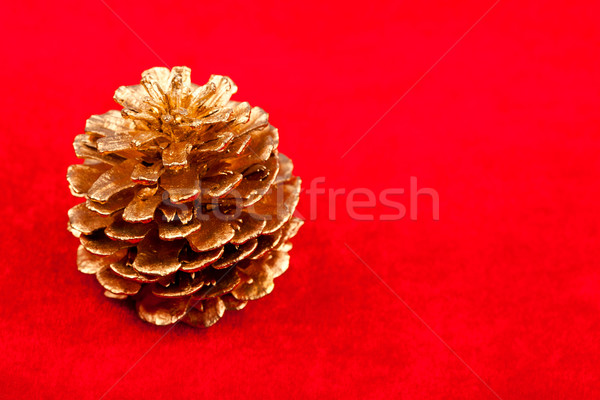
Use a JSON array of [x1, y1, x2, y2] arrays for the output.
[[67, 66, 302, 327]]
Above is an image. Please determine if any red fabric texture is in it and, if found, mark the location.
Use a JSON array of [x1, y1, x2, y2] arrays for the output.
[[1, 0, 599, 398]]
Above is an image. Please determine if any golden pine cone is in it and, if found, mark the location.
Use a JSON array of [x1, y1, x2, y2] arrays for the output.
[[67, 66, 302, 327]]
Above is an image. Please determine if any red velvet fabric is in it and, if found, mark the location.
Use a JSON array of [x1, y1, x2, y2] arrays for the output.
[[1, 1, 599, 398]]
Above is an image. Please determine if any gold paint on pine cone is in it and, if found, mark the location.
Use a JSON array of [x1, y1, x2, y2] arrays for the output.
[[67, 66, 302, 328]]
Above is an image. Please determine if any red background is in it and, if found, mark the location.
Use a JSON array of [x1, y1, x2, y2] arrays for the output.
[[1, 0, 599, 398]]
